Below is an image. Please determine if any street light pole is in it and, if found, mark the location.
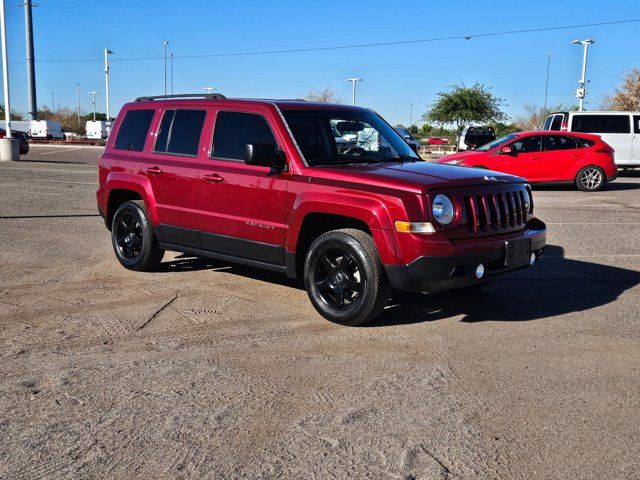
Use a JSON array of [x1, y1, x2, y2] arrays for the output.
[[76, 82, 80, 124], [24, 0, 37, 121], [1, 0, 12, 139], [409, 103, 413, 130], [572, 39, 595, 111], [104, 48, 113, 132], [543, 52, 551, 112], [203, 87, 215, 94], [89, 91, 98, 122], [163, 41, 169, 98], [170, 52, 174, 95], [346, 77, 362, 106], [51, 90, 54, 113]]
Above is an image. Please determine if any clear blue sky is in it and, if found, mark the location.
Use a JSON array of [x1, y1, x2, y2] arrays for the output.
[[3, 0, 640, 125]]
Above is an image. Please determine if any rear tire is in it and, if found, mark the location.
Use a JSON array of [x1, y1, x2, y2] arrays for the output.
[[304, 228, 391, 326], [111, 200, 164, 271], [575, 166, 605, 191]]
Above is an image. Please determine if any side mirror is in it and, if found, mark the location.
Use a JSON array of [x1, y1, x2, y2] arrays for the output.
[[245, 143, 285, 168], [500, 145, 516, 155]]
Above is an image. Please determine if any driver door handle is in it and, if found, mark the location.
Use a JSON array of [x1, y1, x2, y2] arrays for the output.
[[203, 173, 224, 183], [145, 166, 163, 175]]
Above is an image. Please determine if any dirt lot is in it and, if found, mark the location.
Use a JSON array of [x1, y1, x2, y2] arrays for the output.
[[1, 144, 639, 479]]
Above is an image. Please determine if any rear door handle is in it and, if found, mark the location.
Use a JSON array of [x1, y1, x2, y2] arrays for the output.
[[203, 173, 224, 183], [145, 166, 163, 175]]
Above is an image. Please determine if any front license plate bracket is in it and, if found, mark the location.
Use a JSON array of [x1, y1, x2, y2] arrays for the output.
[[504, 239, 531, 267]]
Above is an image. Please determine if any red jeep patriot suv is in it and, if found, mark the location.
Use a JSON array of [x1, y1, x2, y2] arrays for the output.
[[97, 94, 546, 326]]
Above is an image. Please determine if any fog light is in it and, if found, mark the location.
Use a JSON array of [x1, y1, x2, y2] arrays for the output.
[[529, 252, 536, 266], [475, 263, 485, 279]]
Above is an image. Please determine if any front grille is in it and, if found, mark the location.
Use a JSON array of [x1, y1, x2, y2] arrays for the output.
[[463, 186, 531, 234]]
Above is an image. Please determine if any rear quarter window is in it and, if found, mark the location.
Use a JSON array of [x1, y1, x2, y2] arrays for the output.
[[571, 114, 630, 134], [114, 109, 155, 151]]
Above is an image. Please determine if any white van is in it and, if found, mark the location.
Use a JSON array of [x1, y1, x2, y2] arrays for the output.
[[543, 111, 639, 167], [86, 120, 108, 140], [30, 120, 64, 139]]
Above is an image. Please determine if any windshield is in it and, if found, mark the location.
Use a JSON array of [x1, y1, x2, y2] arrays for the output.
[[475, 133, 518, 151], [281, 109, 419, 166]]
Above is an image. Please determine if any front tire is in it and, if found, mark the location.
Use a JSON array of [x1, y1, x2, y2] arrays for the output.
[[304, 228, 391, 326], [111, 200, 164, 271], [576, 166, 605, 191]]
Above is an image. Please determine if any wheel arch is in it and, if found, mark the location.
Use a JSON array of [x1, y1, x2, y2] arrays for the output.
[[105, 173, 157, 229]]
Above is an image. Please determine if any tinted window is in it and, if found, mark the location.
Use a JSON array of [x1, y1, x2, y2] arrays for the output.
[[545, 135, 578, 151], [212, 111, 277, 161], [510, 136, 542, 153], [542, 115, 553, 130], [634, 115, 640, 134], [154, 109, 206, 156], [571, 114, 630, 134], [550, 115, 563, 131], [114, 109, 154, 151]]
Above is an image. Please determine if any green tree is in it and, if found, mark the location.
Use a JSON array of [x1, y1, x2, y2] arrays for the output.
[[0, 105, 24, 120], [488, 121, 520, 138], [423, 83, 506, 150]]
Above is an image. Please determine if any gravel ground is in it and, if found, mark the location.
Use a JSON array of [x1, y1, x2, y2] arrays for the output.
[[0, 145, 639, 479]]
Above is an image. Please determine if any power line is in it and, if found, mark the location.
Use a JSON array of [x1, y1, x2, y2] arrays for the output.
[[7, 18, 640, 65]]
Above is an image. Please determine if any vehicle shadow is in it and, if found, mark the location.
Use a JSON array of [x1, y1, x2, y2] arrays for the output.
[[533, 181, 640, 192], [369, 245, 640, 326]]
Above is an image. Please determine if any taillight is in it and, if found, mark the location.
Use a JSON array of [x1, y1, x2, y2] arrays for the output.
[[596, 146, 614, 154]]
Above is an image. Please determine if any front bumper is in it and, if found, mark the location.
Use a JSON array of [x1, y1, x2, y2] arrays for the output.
[[385, 222, 546, 293]]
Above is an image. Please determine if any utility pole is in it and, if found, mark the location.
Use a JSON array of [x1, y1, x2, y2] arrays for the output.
[[24, 0, 37, 120], [170, 52, 174, 95], [203, 87, 215, 94], [104, 48, 113, 132], [346, 77, 362, 106], [544, 52, 551, 112], [572, 39, 595, 111], [51, 90, 54, 112], [163, 41, 169, 98], [409, 103, 413, 130], [89, 91, 98, 122], [76, 82, 80, 124]]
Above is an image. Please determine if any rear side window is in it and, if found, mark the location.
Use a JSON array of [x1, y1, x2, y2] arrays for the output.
[[550, 115, 563, 131], [571, 115, 630, 134], [634, 115, 640, 134], [154, 109, 207, 156], [544, 135, 578, 151], [212, 111, 277, 161], [542, 115, 554, 130], [114, 109, 154, 151]]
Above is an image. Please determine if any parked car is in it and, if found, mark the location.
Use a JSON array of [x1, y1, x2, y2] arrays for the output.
[[543, 110, 639, 168], [394, 127, 420, 153], [458, 126, 496, 151], [0, 128, 29, 155], [86, 120, 108, 140], [439, 131, 617, 191], [30, 120, 64, 139], [427, 137, 449, 145], [97, 94, 546, 326]]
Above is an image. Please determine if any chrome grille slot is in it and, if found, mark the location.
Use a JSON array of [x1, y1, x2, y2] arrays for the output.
[[460, 185, 529, 237]]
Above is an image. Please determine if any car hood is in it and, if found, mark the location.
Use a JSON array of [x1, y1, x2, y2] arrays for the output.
[[311, 160, 524, 194], [437, 150, 487, 162]]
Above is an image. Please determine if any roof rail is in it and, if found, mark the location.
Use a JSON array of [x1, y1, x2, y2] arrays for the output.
[[135, 93, 226, 102]]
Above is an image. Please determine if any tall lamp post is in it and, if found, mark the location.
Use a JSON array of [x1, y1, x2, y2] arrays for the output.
[[163, 41, 169, 98], [346, 77, 362, 106], [572, 39, 595, 111], [89, 91, 99, 122], [0, 0, 18, 160], [170, 52, 174, 95], [203, 87, 216, 94], [543, 52, 551, 112], [104, 48, 113, 132]]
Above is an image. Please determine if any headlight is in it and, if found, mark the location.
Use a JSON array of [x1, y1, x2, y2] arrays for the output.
[[445, 159, 464, 165], [432, 194, 455, 225], [523, 188, 532, 213]]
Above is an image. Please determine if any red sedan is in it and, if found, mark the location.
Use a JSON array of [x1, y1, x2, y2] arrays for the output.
[[438, 131, 617, 191]]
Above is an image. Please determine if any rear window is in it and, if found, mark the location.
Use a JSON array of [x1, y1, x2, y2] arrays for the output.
[[212, 111, 277, 161], [550, 115, 563, 131], [571, 114, 630, 134], [114, 109, 154, 151], [154, 109, 207, 156]]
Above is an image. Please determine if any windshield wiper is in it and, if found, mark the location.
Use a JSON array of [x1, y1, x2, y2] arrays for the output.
[[384, 155, 419, 164]]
